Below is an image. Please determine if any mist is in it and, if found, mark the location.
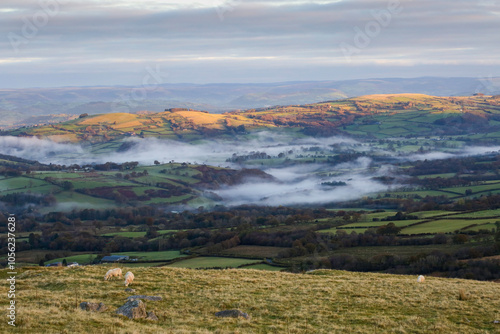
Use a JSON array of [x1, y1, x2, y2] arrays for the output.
[[0, 136, 84, 162], [405, 146, 500, 162], [214, 160, 391, 206], [2, 133, 500, 207]]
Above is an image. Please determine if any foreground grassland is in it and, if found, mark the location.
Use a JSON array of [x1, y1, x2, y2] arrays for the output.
[[0, 266, 499, 333]]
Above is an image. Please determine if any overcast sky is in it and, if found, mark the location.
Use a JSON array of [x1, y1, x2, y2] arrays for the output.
[[1, 0, 499, 88]]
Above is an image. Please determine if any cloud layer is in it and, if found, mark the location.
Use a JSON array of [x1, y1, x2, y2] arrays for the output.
[[1, 0, 499, 87]]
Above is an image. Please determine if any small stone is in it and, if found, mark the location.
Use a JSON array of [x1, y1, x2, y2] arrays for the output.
[[79, 302, 107, 312], [146, 311, 159, 321], [125, 288, 136, 293], [493, 320, 500, 324], [215, 309, 250, 320], [115, 299, 147, 319]]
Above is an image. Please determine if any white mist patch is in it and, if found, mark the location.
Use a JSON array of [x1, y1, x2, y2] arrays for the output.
[[104, 138, 231, 166], [0, 136, 84, 163], [333, 156, 372, 170], [265, 164, 325, 182], [405, 146, 500, 161], [215, 175, 389, 206]]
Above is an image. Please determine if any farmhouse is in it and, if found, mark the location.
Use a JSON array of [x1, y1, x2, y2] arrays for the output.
[[100, 255, 129, 263]]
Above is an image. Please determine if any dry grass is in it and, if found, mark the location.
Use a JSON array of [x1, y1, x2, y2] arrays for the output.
[[46, 134, 80, 143], [79, 113, 139, 125], [1, 266, 499, 333], [458, 289, 470, 301]]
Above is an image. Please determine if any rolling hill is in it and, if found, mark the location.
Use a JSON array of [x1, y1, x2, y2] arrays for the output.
[[6, 94, 500, 143], [2, 77, 499, 129]]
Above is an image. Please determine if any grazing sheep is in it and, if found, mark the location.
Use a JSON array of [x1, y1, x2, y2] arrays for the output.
[[124, 271, 135, 287], [104, 268, 122, 281], [417, 275, 425, 283]]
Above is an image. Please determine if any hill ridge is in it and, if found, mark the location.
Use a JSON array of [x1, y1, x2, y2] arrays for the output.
[[4, 94, 500, 143]]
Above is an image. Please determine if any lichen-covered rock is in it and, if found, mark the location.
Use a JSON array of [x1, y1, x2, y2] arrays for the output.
[[215, 309, 250, 320], [127, 295, 162, 301], [79, 302, 107, 312], [115, 299, 147, 319], [146, 311, 159, 321]]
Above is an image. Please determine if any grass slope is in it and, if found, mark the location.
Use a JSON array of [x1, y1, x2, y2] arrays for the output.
[[1, 266, 499, 333]]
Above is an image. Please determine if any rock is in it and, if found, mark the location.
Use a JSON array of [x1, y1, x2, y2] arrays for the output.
[[127, 295, 162, 301], [79, 302, 107, 312], [115, 299, 147, 319], [215, 309, 250, 320], [146, 311, 158, 321], [124, 288, 136, 293], [493, 320, 499, 324]]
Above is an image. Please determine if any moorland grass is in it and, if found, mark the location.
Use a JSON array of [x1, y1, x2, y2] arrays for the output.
[[0, 266, 498, 333]]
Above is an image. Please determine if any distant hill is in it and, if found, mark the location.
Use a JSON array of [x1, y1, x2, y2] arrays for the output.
[[1, 77, 499, 129], [6, 93, 500, 143]]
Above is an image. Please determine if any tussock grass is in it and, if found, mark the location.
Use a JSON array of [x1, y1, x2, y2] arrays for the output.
[[1, 266, 499, 333], [458, 289, 470, 301]]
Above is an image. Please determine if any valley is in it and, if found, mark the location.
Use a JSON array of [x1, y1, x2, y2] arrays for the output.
[[0, 93, 499, 283]]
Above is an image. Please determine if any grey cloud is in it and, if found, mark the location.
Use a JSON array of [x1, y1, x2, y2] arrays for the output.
[[1, 0, 499, 87]]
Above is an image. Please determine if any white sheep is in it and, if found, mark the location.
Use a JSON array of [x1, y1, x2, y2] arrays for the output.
[[417, 275, 425, 283], [124, 271, 135, 287], [104, 268, 122, 281]]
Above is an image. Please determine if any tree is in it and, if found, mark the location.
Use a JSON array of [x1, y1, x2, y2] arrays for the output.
[[62, 181, 74, 191], [453, 234, 469, 244], [62, 259, 68, 267], [377, 223, 401, 235], [39, 259, 45, 267], [495, 221, 500, 244]]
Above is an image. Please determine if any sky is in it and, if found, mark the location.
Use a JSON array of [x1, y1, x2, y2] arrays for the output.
[[1, 0, 500, 88]]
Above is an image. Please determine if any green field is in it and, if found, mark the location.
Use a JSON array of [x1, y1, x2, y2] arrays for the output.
[[114, 251, 187, 261], [101, 231, 147, 238], [450, 209, 500, 218], [46, 254, 99, 265], [166, 257, 262, 268], [411, 211, 457, 218], [101, 229, 177, 238], [340, 219, 423, 229], [441, 182, 500, 196], [401, 219, 496, 234]]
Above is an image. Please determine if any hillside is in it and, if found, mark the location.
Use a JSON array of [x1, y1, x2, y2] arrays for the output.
[[2, 77, 499, 129], [1, 266, 499, 333], [6, 94, 500, 144], [0, 158, 274, 210]]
